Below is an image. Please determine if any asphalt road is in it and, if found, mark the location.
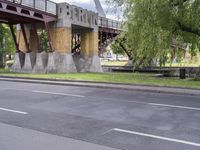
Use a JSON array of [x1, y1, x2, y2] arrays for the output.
[[0, 80, 200, 150]]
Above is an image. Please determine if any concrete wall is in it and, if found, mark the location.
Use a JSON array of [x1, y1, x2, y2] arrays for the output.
[[81, 31, 99, 56], [50, 27, 71, 53], [56, 3, 98, 31]]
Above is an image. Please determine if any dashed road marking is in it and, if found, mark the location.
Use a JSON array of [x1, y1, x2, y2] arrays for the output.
[[0, 107, 28, 115], [32, 90, 85, 98], [148, 103, 200, 111], [112, 128, 200, 147]]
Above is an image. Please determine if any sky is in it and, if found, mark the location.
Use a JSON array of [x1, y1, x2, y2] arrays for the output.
[[51, 0, 122, 20]]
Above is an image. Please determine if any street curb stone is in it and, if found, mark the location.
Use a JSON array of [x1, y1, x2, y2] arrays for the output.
[[0, 76, 200, 96]]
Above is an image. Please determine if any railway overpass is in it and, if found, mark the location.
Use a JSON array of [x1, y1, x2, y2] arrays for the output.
[[0, 0, 120, 73]]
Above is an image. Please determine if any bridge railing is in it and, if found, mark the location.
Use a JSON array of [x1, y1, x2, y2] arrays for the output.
[[98, 17, 121, 29], [5, 0, 57, 15]]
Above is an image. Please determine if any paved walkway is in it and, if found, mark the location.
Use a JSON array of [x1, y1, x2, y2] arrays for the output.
[[0, 76, 200, 96], [0, 123, 119, 150]]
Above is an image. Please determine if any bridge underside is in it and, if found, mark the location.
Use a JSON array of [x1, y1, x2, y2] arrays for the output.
[[99, 26, 119, 54]]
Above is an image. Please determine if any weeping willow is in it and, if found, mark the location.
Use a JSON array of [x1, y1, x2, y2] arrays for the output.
[[109, 0, 200, 68]]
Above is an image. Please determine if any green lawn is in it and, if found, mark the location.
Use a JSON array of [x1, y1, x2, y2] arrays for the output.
[[0, 68, 200, 89]]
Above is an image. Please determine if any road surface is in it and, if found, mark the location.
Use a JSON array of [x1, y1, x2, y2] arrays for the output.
[[0, 80, 200, 150]]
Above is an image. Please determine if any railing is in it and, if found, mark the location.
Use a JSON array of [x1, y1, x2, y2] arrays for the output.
[[5, 0, 57, 15], [98, 17, 121, 29]]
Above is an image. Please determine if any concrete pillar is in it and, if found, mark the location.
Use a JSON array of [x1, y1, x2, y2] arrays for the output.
[[29, 28, 48, 73], [33, 52, 48, 73], [46, 52, 56, 73], [47, 27, 77, 73], [12, 28, 31, 73], [76, 31, 102, 72], [15, 26, 42, 73], [16, 26, 37, 73], [50, 27, 71, 53], [21, 52, 36, 73], [81, 31, 99, 56], [11, 52, 25, 72]]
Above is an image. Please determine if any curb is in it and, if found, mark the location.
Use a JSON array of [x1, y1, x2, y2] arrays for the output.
[[0, 75, 199, 90], [0, 76, 200, 96]]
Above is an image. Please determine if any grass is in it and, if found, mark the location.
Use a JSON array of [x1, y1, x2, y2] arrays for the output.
[[0, 68, 200, 89]]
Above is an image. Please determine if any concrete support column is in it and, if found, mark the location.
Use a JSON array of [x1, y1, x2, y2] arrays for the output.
[[46, 27, 77, 73], [16, 26, 39, 73], [13, 27, 31, 72], [11, 52, 25, 72], [29, 27, 48, 73], [76, 31, 102, 72], [81, 31, 99, 56]]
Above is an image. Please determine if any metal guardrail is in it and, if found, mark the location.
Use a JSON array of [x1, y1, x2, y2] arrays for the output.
[[5, 0, 57, 15], [98, 17, 121, 29]]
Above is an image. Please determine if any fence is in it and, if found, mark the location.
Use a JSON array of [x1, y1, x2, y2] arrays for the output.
[[5, 0, 57, 15], [98, 17, 121, 29]]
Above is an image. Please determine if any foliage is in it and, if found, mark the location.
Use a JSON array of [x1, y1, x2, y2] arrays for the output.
[[109, 0, 200, 68], [111, 40, 126, 56], [0, 24, 15, 67], [38, 30, 49, 52], [110, 34, 133, 60]]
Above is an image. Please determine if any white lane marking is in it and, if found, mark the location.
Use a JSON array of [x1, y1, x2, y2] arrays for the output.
[[148, 103, 200, 111], [120, 100, 200, 111], [0, 107, 28, 115], [32, 90, 85, 98], [1, 87, 200, 111], [113, 128, 200, 147]]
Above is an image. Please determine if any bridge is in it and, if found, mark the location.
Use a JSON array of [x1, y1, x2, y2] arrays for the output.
[[0, 0, 120, 73]]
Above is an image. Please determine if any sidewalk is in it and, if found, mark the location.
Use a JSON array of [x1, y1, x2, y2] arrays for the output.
[[0, 76, 200, 96], [0, 123, 119, 150]]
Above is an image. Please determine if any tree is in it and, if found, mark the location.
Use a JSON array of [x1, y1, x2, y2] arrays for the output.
[[110, 35, 133, 60], [0, 24, 15, 67], [109, 0, 200, 68]]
